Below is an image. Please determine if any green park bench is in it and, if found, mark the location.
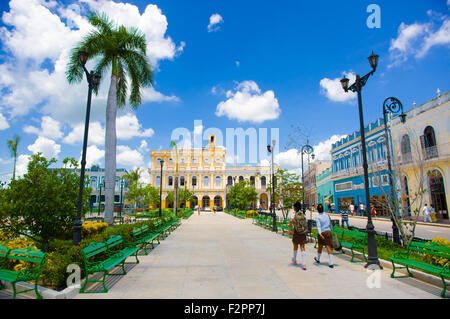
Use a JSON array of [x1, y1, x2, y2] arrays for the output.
[[0, 244, 47, 299], [131, 225, 160, 255], [335, 228, 367, 263], [153, 219, 172, 239], [390, 241, 450, 298], [313, 227, 367, 262], [80, 235, 139, 294]]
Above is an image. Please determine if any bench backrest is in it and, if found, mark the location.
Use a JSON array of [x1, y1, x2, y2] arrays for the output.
[[105, 235, 124, 251], [81, 241, 108, 259], [6, 246, 47, 266], [407, 241, 450, 260], [0, 243, 9, 268], [342, 229, 367, 242]]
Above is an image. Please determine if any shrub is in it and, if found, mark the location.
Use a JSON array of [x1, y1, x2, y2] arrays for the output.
[[424, 237, 450, 267], [1, 236, 39, 272], [81, 222, 108, 238], [246, 210, 258, 217]]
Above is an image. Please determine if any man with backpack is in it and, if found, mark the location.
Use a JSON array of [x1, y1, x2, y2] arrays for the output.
[[289, 201, 308, 270]]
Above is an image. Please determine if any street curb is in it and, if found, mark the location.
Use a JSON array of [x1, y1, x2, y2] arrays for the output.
[[0, 280, 80, 299], [327, 213, 450, 229], [302, 234, 448, 294]]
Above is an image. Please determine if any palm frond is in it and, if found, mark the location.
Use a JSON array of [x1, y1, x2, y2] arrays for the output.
[[116, 58, 128, 108], [88, 11, 114, 35]]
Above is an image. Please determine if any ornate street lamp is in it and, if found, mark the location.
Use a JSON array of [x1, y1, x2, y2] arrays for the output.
[[73, 49, 101, 246], [340, 51, 382, 269], [300, 144, 314, 233], [267, 140, 277, 232], [119, 178, 125, 224], [159, 159, 164, 217], [383, 97, 406, 245]]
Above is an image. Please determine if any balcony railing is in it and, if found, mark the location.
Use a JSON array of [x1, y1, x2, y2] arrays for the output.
[[423, 145, 439, 160], [396, 143, 449, 166]]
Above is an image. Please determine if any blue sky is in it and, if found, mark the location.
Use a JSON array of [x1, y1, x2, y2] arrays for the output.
[[0, 0, 449, 183]]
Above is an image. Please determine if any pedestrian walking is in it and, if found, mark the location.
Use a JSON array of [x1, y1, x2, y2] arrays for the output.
[[341, 209, 350, 228], [430, 204, 437, 222], [359, 203, 366, 216], [349, 203, 354, 216], [371, 206, 377, 217], [289, 201, 308, 270], [197, 205, 201, 216], [423, 204, 432, 222], [314, 204, 334, 268]]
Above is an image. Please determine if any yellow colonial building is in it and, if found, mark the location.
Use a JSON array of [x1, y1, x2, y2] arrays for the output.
[[390, 89, 449, 221], [148, 135, 276, 210]]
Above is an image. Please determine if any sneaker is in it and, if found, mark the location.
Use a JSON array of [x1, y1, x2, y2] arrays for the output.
[[291, 258, 297, 265], [314, 257, 320, 264], [301, 265, 307, 270], [329, 264, 334, 268]]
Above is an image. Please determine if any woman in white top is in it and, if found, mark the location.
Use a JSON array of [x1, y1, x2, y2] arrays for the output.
[[314, 204, 334, 268]]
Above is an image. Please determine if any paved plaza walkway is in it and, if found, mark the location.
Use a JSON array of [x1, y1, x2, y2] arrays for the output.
[[75, 211, 443, 299]]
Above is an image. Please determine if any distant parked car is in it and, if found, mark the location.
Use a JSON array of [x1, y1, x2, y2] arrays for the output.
[[213, 206, 223, 212]]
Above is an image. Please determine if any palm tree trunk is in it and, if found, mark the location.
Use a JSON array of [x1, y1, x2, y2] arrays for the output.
[[104, 74, 118, 226], [12, 155, 16, 180]]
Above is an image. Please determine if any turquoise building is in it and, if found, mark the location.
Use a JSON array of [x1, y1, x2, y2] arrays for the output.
[[316, 167, 334, 212]]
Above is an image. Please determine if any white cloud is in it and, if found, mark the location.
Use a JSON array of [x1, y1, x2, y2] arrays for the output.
[[320, 72, 356, 103], [275, 149, 301, 171], [388, 11, 450, 68], [23, 116, 63, 140], [63, 121, 105, 146], [0, 0, 181, 123], [215, 81, 281, 123], [312, 134, 347, 161], [116, 113, 155, 140], [0, 112, 9, 130], [207, 13, 223, 32], [15, 154, 31, 178], [27, 136, 61, 159], [235, 61, 240, 67], [83, 145, 104, 168], [63, 113, 154, 145], [138, 140, 150, 154], [117, 145, 144, 167]]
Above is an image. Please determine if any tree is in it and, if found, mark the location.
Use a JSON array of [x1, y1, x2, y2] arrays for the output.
[[143, 185, 160, 209], [7, 135, 20, 180], [0, 154, 91, 252], [66, 12, 153, 226], [267, 168, 303, 219], [177, 188, 193, 208], [228, 180, 258, 211], [370, 128, 427, 247]]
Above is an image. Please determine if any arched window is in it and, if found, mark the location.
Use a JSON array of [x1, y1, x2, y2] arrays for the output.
[[156, 158, 162, 166], [180, 176, 185, 186], [250, 176, 255, 186], [204, 158, 209, 167], [192, 176, 197, 187], [216, 158, 221, 166], [155, 176, 161, 186], [203, 175, 210, 187], [239, 176, 244, 183], [168, 176, 173, 187], [424, 126, 437, 147], [422, 126, 438, 159], [215, 175, 221, 187], [180, 158, 185, 166], [168, 158, 173, 167], [401, 135, 411, 154], [227, 176, 233, 185]]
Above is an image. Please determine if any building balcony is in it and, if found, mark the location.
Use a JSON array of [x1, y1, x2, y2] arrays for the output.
[[396, 143, 449, 166]]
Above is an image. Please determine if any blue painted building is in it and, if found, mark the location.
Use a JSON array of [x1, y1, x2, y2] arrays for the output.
[[331, 118, 391, 216], [316, 167, 334, 212]]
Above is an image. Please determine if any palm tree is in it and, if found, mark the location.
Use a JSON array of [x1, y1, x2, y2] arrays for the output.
[[7, 135, 20, 180], [66, 12, 153, 226]]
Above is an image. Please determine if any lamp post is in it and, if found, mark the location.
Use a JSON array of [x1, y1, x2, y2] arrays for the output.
[[300, 144, 314, 232], [267, 140, 277, 232], [98, 180, 104, 215], [73, 49, 101, 246], [159, 160, 164, 217], [383, 97, 406, 245], [119, 178, 125, 224], [340, 51, 382, 269]]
